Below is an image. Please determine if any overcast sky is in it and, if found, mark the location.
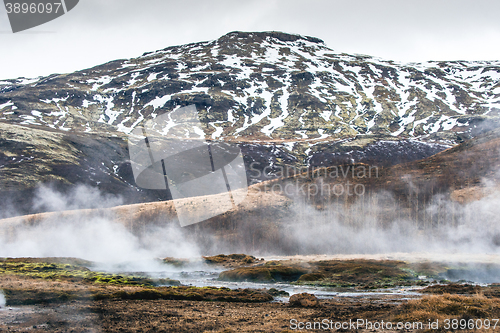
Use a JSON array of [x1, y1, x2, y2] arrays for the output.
[[1, 0, 499, 80]]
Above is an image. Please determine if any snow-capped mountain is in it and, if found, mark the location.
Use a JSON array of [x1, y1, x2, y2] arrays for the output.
[[1, 31, 499, 143], [1, 31, 500, 213]]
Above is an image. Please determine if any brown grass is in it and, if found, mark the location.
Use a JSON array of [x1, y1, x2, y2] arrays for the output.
[[393, 293, 500, 323], [420, 283, 482, 295]]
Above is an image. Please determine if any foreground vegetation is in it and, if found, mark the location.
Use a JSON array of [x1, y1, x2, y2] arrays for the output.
[[0, 257, 180, 287], [393, 293, 500, 326], [218, 259, 454, 289], [0, 257, 273, 306], [1, 256, 500, 332]]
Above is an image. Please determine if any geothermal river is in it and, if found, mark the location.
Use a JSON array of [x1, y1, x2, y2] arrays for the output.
[[151, 267, 424, 301], [95, 252, 500, 301]]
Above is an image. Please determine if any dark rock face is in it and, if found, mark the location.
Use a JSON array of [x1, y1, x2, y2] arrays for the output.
[[0, 31, 499, 213], [0, 123, 172, 215]]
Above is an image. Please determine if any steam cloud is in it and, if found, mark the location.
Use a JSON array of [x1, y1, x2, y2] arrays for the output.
[[0, 185, 200, 271], [0, 290, 5, 308], [287, 188, 500, 255], [33, 184, 124, 212], [1, 178, 500, 275]]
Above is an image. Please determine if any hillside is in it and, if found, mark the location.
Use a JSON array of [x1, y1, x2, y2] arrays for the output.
[[1, 31, 500, 214], [3, 126, 500, 254]]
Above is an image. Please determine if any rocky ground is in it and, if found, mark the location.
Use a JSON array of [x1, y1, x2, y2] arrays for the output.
[[0, 296, 406, 332], [1, 256, 500, 332]]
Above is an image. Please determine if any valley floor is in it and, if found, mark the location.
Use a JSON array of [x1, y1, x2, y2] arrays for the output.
[[2, 292, 499, 332], [1, 256, 500, 332], [0, 296, 404, 333]]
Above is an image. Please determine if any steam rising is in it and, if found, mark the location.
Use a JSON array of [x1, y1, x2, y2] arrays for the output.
[[287, 189, 500, 255], [0, 185, 200, 271], [33, 184, 124, 212], [1, 178, 500, 275], [0, 290, 5, 308]]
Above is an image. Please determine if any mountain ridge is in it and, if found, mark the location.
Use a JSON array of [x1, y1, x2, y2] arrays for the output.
[[1, 31, 499, 213], [1, 31, 499, 143]]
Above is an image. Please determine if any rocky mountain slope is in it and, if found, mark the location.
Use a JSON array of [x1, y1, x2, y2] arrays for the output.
[[3, 126, 500, 253], [1, 31, 500, 213], [2, 31, 499, 141]]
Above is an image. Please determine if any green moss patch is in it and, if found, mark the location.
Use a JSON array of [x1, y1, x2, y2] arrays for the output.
[[4, 285, 273, 306], [218, 265, 309, 282], [0, 258, 274, 306], [0, 258, 180, 287], [297, 260, 415, 287], [218, 259, 441, 288], [162, 257, 191, 267]]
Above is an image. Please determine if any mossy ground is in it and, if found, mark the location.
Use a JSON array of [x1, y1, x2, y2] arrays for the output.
[[0, 258, 179, 287], [203, 254, 261, 268], [2, 256, 500, 332], [217, 259, 441, 288], [420, 283, 500, 298], [215, 258, 500, 290], [0, 258, 274, 306], [218, 262, 308, 282]]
